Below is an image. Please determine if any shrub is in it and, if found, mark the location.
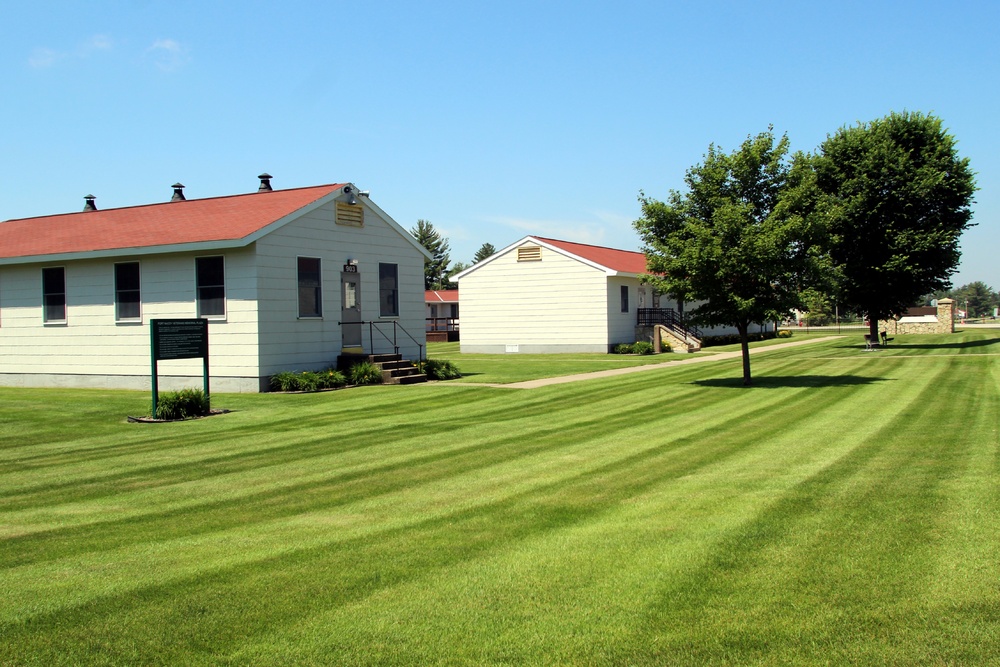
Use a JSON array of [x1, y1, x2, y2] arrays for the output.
[[154, 388, 210, 420], [777, 329, 793, 338], [421, 359, 461, 380], [632, 341, 655, 355], [269, 371, 301, 392], [269, 368, 347, 392], [700, 331, 777, 348], [349, 360, 384, 385], [612, 343, 634, 354], [317, 368, 347, 389]]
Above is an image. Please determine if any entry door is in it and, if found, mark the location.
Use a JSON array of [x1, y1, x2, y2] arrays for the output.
[[341, 270, 362, 350]]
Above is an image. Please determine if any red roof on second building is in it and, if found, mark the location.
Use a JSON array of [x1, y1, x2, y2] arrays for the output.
[[534, 237, 649, 274], [425, 290, 459, 303], [0, 183, 345, 261]]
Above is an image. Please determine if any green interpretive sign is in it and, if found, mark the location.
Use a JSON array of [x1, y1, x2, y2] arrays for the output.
[[149, 319, 210, 416], [152, 319, 208, 360]]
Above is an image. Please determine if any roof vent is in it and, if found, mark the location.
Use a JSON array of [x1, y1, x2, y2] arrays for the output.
[[171, 183, 186, 202], [83, 194, 97, 212], [258, 173, 273, 192]]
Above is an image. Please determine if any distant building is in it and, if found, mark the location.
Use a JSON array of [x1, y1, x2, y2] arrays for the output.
[[454, 236, 769, 354], [425, 289, 459, 342]]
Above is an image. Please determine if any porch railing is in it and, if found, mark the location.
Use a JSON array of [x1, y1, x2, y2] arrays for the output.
[[368, 320, 425, 364], [636, 308, 703, 339], [426, 316, 460, 333]]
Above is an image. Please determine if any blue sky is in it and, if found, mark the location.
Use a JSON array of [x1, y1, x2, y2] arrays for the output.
[[3, 1, 997, 289]]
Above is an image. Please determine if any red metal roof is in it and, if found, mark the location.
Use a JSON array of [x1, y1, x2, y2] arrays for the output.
[[425, 289, 459, 302], [0, 183, 345, 260], [533, 237, 649, 274]]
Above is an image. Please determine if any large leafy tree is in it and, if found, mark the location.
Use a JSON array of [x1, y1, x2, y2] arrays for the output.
[[635, 129, 826, 385], [410, 219, 451, 290], [815, 111, 976, 341]]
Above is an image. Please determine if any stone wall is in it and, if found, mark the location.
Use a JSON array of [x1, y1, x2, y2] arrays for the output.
[[879, 298, 954, 335]]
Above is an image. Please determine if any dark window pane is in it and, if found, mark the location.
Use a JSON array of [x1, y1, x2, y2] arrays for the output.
[[198, 286, 225, 317], [42, 267, 66, 322], [298, 257, 322, 317], [196, 256, 225, 287], [115, 263, 141, 320], [379, 263, 398, 317], [196, 257, 225, 317], [44, 294, 66, 322]]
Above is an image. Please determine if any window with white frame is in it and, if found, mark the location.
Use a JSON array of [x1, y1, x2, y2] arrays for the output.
[[42, 267, 66, 323], [620, 285, 629, 313], [297, 257, 322, 317], [115, 262, 141, 321], [196, 256, 226, 318], [379, 263, 399, 317]]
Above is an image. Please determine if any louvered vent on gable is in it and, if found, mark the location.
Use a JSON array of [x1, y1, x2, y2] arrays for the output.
[[336, 202, 364, 227], [517, 245, 542, 262]]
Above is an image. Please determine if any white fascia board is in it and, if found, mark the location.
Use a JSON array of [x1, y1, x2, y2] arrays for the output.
[[239, 187, 347, 246], [356, 194, 433, 260], [451, 235, 534, 281], [528, 237, 617, 275]]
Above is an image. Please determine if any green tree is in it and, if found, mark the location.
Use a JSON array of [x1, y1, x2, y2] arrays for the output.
[[815, 111, 977, 342], [801, 288, 836, 326], [635, 129, 827, 385], [952, 281, 997, 318], [443, 261, 468, 290], [473, 242, 497, 264], [410, 219, 451, 290]]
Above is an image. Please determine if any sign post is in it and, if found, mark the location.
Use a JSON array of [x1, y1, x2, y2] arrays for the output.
[[150, 318, 210, 416]]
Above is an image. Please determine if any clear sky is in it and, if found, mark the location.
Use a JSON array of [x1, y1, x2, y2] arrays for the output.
[[3, 1, 996, 289]]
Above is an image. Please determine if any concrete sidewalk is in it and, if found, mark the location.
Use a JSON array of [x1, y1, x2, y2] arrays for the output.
[[486, 336, 845, 389]]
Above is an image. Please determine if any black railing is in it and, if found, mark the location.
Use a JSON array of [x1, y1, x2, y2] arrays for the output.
[[368, 320, 424, 364], [636, 308, 703, 339]]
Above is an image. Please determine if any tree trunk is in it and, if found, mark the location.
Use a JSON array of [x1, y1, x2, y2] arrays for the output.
[[869, 317, 880, 347], [738, 322, 752, 386]]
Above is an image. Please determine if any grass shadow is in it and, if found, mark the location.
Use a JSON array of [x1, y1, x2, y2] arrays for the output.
[[692, 375, 889, 389], [833, 336, 1000, 352], [889, 337, 1000, 350]]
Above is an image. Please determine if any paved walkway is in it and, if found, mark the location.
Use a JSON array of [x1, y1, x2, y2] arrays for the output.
[[484, 336, 845, 389]]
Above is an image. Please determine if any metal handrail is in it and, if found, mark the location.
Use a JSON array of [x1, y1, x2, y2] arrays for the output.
[[636, 308, 704, 340], [336, 319, 425, 364], [369, 320, 425, 365]]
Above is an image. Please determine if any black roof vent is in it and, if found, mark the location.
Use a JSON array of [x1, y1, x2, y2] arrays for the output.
[[83, 194, 97, 212], [258, 173, 273, 192], [171, 183, 186, 202]]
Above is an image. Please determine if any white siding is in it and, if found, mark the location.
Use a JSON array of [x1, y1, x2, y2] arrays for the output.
[[0, 197, 426, 391], [0, 248, 261, 391], [458, 241, 610, 353], [607, 277, 643, 346], [254, 198, 426, 374]]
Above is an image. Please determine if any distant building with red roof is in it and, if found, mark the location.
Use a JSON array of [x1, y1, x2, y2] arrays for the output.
[[452, 235, 673, 353], [425, 289, 460, 342], [452, 235, 765, 354], [0, 175, 430, 391]]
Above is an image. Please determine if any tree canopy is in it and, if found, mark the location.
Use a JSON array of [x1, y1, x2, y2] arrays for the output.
[[410, 219, 451, 290], [815, 111, 977, 339], [473, 242, 497, 264], [635, 129, 826, 385]]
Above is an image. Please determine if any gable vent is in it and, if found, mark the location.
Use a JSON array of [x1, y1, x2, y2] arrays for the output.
[[336, 201, 364, 227], [517, 245, 542, 262]]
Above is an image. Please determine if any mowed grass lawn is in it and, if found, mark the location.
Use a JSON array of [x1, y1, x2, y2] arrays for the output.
[[1, 332, 999, 665]]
